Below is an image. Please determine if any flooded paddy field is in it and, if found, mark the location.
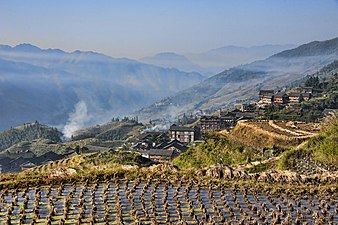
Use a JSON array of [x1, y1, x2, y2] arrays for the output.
[[0, 179, 337, 224]]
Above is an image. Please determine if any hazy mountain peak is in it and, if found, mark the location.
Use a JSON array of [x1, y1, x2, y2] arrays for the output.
[[14, 43, 41, 52], [142, 52, 191, 63], [45, 48, 65, 54], [273, 37, 338, 58], [141, 52, 207, 75], [0, 44, 12, 51], [185, 44, 297, 74], [153, 52, 189, 59]]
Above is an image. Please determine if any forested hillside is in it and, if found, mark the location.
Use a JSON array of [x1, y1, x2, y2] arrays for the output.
[[0, 121, 62, 151], [72, 118, 143, 141]]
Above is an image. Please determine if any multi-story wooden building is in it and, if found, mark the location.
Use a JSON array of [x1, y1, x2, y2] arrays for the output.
[[274, 92, 289, 104], [259, 90, 274, 104], [169, 124, 200, 143], [288, 93, 302, 103], [200, 112, 237, 132]]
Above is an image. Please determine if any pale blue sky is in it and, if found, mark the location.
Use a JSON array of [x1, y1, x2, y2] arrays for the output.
[[1, 0, 338, 58]]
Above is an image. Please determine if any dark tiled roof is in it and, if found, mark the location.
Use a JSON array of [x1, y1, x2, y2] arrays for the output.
[[137, 149, 175, 157], [137, 133, 153, 140], [0, 151, 36, 159], [289, 93, 301, 97], [162, 140, 187, 152], [169, 124, 195, 132], [30, 152, 64, 164], [259, 90, 274, 95], [84, 145, 111, 152], [274, 92, 288, 98], [302, 93, 311, 97], [137, 132, 167, 140], [200, 116, 222, 121]]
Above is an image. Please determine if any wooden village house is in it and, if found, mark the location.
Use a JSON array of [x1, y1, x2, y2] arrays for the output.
[[169, 124, 200, 143], [259, 90, 274, 104], [274, 92, 289, 104]]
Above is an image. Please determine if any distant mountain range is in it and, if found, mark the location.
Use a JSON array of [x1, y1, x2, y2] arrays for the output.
[[1, 38, 336, 135], [0, 44, 204, 135], [141, 44, 296, 75], [136, 37, 338, 122], [140, 52, 209, 75]]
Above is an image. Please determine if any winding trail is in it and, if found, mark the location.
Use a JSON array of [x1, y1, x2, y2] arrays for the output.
[[268, 120, 316, 137]]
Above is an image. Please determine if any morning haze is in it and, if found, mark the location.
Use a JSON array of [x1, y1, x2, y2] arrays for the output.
[[1, 0, 338, 58]]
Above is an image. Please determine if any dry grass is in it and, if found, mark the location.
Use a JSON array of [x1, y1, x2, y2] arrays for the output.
[[226, 120, 319, 149]]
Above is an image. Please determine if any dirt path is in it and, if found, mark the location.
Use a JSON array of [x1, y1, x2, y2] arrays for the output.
[[268, 120, 316, 138], [295, 140, 308, 150]]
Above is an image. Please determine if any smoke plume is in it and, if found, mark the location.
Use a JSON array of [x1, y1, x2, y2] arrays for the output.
[[63, 101, 91, 139]]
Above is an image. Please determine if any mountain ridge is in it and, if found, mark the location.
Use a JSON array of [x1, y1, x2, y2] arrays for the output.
[[0, 44, 205, 133], [136, 37, 338, 122], [272, 37, 338, 58], [140, 52, 208, 75]]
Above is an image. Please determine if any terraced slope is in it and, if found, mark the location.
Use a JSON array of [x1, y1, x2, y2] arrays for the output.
[[228, 120, 320, 149]]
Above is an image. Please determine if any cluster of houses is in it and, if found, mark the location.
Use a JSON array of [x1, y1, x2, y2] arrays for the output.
[[5, 84, 334, 171], [200, 106, 262, 132], [129, 124, 201, 163], [0, 124, 202, 172], [199, 87, 316, 133], [258, 87, 313, 105], [0, 151, 65, 173], [0, 144, 113, 173]]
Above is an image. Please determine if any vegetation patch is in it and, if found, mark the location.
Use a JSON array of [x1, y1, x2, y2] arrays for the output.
[[0, 121, 62, 152], [86, 151, 154, 167], [72, 119, 143, 141], [305, 119, 338, 165], [278, 119, 338, 172], [173, 133, 258, 170], [246, 160, 278, 173]]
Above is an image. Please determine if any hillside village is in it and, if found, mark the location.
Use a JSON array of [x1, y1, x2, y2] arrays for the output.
[[0, 56, 337, 174], [0, 63, 336, 174]]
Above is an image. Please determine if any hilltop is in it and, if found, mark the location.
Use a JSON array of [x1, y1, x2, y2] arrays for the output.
[[0, 121, 62, 152], [72, 118, 142, 140]]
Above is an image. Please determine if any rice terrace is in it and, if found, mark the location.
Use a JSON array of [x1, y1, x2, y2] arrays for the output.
[[0, 176, 338, 225]]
